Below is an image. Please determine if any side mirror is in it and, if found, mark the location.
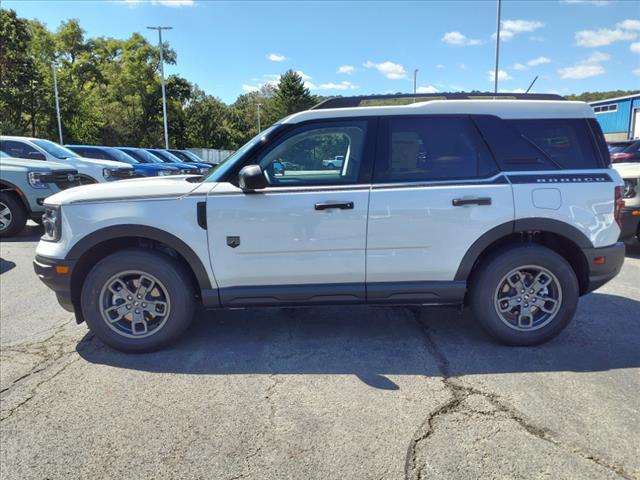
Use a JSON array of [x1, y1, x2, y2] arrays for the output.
[[28, 151, 46, 161], [238, 164, 267, 191]]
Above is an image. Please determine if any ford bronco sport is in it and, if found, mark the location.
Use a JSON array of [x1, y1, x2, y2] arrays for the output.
[[33, 93, 626, 352]]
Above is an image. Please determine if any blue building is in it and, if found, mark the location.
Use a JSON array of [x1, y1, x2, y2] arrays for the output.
[[589, 94, 640, 141]]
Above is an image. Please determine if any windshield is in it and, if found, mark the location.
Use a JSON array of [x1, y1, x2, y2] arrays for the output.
[[609, 143, 631, 153], [105, 147, 138, 164], [204, 125, 279, 182], [127, 149, 162, 163], [150, 150, 182, 163], [31, 139, 80, 159], [0, 150, 8, 158], [183, 150, 204, 162]]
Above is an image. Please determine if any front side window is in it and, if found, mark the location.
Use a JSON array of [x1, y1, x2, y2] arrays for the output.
[[257, 121, 368, 186], [374, 116, 496, 182], [0, 140, 41, 159]]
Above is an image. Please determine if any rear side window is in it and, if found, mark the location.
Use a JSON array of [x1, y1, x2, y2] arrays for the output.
[[473, 115, 603, 171], [374, 116, 498, 182], [510, 119, 602, 169]]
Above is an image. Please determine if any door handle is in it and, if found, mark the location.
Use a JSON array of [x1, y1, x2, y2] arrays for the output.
[[452, 197, 492, 207], [314, 201, 354, 210]]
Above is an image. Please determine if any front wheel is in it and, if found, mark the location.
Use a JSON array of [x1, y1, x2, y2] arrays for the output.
[[469, 245, 579, 346], [0, 192, 27, 238], [81, 248, 196, 352]]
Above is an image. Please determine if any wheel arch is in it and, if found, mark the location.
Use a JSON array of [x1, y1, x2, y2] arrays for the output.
[[456, 218, 592, 296], [0, 180, 30, 214], [67, 225, 214, 322]]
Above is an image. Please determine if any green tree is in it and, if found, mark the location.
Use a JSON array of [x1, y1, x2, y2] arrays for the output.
[[269, 69, 314, 119]]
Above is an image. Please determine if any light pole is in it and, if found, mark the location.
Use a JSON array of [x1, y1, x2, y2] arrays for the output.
[[256, 103, 262, 133], [147, 26, 172, 149], [51, 61, 63, 144], [493, 0, 502, 96], [413, 69, 419, 102]]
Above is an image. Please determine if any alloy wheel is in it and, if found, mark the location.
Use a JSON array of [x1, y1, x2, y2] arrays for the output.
[[0, 202, 12, 232]]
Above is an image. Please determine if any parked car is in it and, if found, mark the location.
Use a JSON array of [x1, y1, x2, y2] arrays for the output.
[[608, 140, 640, 163], [612, 162, 640, 244], [146, 149, 211, 174], [0, 136, 135, 183], [117, 147, 197, 175], [322, 155, 345, 169], [34, 93, 625, 352], [1, 151, 79, 237], [167, 149, 214, 166], [66, 145, 178, 177]]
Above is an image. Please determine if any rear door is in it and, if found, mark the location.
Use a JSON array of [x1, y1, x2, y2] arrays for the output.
[[366, 115, 514, 302]]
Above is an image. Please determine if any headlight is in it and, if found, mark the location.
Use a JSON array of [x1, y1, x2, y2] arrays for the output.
[[157, 169, 172, 176], [179, 168, 192, 174], [27, 172, 49, 189], [198, 167, 210, 174], [41, 205, 61, 242], [623, 179, 638, 199], [103, 168, 114, 179]]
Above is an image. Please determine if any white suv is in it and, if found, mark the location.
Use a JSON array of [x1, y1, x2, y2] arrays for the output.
[[33, 94, 626, 352], [1, 136, 135, 183]]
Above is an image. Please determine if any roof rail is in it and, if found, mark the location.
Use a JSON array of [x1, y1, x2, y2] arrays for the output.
[[311, 92, 565, 110]]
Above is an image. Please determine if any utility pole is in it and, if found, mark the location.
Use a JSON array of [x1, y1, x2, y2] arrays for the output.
[[413, 69, 419, 102], [51, 62, 63, 144], [493, 0, 502, 96], [256, 103, 262, 132], [147, 26, 172, 149]]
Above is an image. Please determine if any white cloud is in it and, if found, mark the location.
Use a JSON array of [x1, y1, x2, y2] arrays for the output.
[[121, 0, 195, 6], [631, 42, 640, 53], [558, 50, 609, 79], [497, 30, 515, 41], [513, 63, 528, 71], [318, 81, 359, 90], [266, 53, 287, 62], [295, 70, 312, 81], [416, 85, 439, 94], [528, 56, 551, 66], [502, 19, 544, 33], [441, 31, 482, 46], [487, 70, 513, 82], [363, 60, 407, 79], [435, 64, 445, 69], [575, 28, 636, 47], [633, 67, 640, 76], [558, 64, 605, 79], [337, 65, 355, 74], [585, 51, 610, 63], [617, 19, 640, 31], [241, 84, 259, 93]]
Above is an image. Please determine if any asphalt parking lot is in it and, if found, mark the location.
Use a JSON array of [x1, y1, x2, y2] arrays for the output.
[[1, 224, 639, 480]]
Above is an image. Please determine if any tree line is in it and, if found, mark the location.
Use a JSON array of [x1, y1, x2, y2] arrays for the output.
[[1, 9, 637, 150]]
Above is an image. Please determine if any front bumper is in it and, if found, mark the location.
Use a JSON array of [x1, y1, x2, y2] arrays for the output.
[[33, 255, 76, 312], [619, 207, 640, 241], [582, 242, 625, 294]]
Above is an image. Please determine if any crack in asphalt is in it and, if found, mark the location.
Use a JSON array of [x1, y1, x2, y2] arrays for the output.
[[403, 307, 634, 480], [0, 323, 95, 422]]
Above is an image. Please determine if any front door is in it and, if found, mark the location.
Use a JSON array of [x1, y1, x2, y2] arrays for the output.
[[366, 115, 515, 303], [206, 119, 376, 306]]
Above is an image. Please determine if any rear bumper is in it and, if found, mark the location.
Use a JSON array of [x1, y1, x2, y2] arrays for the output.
[[582, 242, 625, 294], [33, 255, 76, 312], [619, 207, 640, 241]]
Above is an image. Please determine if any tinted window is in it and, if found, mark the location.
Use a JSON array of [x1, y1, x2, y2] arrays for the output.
[[257, 121, 368, 186], [374, 116, 497, 182], [508, 119, 601, 169], [31, 139, 79, 159], [0, 140, 41, 159]]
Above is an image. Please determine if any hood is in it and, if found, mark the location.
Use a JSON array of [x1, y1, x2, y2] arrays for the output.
[[0, 157, 76, 171], [612, 162, 640, 179], [133, 163, 177, 171], [73, 156, 134, 169], [45, 175, 211, 205]]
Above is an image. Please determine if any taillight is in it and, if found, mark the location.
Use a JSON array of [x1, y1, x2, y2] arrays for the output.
[[614, 185, 625, 228]]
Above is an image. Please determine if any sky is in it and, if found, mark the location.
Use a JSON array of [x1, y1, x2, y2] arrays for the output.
[[5, 0, 640, 104]]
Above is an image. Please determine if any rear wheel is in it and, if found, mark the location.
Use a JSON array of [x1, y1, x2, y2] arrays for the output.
[[469, 245, 579, 346], [0, 192, 27, 238], [81, 248, 196, 352]]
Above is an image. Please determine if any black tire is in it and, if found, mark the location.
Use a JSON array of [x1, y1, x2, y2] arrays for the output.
[[469, 244, 579, 346], [0, 192, 28, 238], [81, 248, 196, 352]]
